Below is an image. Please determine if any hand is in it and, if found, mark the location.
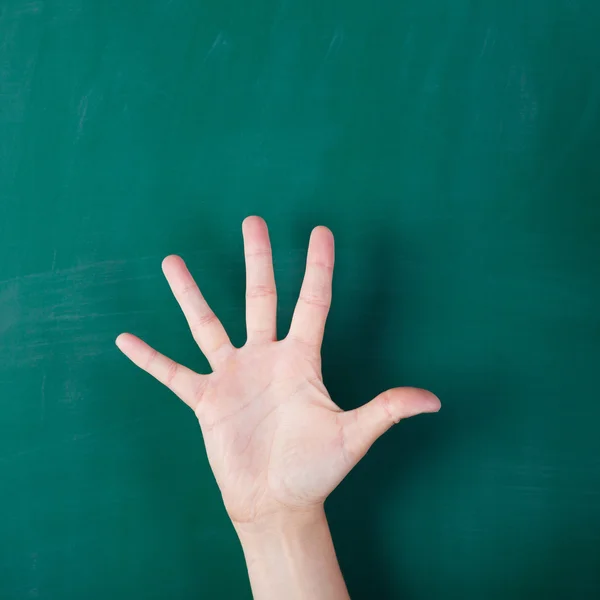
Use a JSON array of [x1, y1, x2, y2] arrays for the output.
[[116, 217, 440, 526]]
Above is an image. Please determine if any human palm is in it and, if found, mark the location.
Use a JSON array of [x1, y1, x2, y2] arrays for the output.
[[117, 217, 440, 524]]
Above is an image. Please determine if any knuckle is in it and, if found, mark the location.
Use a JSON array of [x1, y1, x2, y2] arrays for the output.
[[209, 341, 235, 363], [245, 249, 272, 260], [144, 349, 158, 371], [180, 282, 198, 296], [246, 327, 275, 343], [286, 333, 320, 350], [309, 259, 334, 272], [194, 377, 208, 402], [164, 360, 179, 387], [299, 293, 330, 310], [192, 311, 218, 329], [193, 378, 210, 419], [379, 391, 399, 424], [246, 285, 277, 299]]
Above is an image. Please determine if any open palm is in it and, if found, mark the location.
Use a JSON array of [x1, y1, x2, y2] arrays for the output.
[[116, 217, 440, 524]]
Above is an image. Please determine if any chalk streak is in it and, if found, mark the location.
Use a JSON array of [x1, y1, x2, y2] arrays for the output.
[[40, 373, 46, 422], [325, 26, 344, 60], [204, 31, 225, 62], [479, 28, 491, 58], [76, 95, 89, 139]]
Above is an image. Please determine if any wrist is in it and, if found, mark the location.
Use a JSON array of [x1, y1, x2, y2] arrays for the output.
[[232, 504, 350, 600], [232, 504, 326, 543]]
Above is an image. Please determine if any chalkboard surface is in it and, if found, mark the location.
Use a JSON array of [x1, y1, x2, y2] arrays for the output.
[[1, 1, 600, 598]]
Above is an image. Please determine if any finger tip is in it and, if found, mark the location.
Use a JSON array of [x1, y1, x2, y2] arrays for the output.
[[313, 225, 333, 238], [424, 390, 442, 413], [115, 333, 128, 349], [312, 227, 335, 256], [397, 387, 441, 415], [162, 254, 183, 273], [243, 215, 266, 230]]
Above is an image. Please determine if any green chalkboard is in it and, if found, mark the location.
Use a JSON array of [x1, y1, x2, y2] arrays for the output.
[[2, 1, 600, 598]]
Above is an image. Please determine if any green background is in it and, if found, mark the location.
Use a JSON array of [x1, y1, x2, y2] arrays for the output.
[[1, 0, 600, 598]]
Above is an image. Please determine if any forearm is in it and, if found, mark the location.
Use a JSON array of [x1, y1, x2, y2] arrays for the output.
[[234, 506, 350, 600]]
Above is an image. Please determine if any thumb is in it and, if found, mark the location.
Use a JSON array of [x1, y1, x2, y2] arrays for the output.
[[342, 387, 441, 460]]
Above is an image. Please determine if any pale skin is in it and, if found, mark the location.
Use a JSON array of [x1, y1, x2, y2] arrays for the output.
[[116, 216, 440, 599]]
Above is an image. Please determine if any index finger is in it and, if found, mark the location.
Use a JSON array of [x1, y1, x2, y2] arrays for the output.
[[162, 255, 233, 368], [115, 333, 205, 410]]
